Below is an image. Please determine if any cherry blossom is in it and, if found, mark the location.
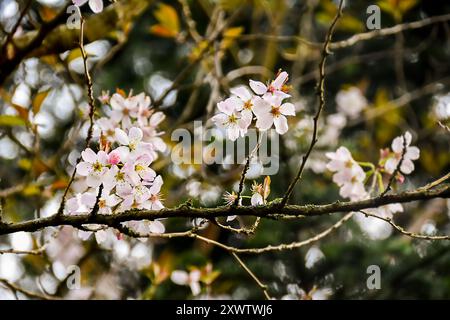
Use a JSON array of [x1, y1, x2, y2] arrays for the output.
[[142, 175, 164, 210], [253, 95, 296, 134], [110, 93, 139, 129], [98, 90, 110, 104], [115, 127, 153, 158], [211, 98, 247, 141], [384, 131, 420, 174], [335, 87, 367, 119], [96, 117, 117, 143], [117, 184, 152, 210], [76, 148, 110, 188], [103, 165, 131, 193], [229, 86, 256, 130], [326, 147, 367, 200], [249, 70, 290, 99], [67, 190, 121, 216], [125, 219, 165, 236], [250, 176, 271, 206], [171, 269, 201, 296], [122, 153, 156, 186]]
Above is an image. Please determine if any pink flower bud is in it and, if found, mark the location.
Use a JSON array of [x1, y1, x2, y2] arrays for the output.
[[108, 151, 121, 165]]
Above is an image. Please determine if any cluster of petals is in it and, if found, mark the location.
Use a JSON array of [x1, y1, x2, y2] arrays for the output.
[[212, 71, 296, 140], [66, 92, 166, 243], [326, 133, 421, 223], [326, 147, 367, 201], [96, 92, 167, 158]]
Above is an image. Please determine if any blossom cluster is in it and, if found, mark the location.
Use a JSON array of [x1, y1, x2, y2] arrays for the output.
[[66, 92, 167, 243], [326, 131, 420, 219], [211, 71, 296, 140]]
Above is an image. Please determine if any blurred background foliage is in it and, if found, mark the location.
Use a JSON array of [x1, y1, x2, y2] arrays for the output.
[[1, 0, 450, 299]]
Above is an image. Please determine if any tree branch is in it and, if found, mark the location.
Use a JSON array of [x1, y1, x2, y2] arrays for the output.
[[1, 184, 450, 236]]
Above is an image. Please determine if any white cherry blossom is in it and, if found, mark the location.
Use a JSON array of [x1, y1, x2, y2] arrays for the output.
[[253, 95, 296, 134], [249, 71, 290, 99], [384, 131, 420, 174], [171, 269, 201, 296], [211, 98, 246, 141], [110, 93, 139, 129], [335, 87, 367, 119], [76, 148, 109, 188]]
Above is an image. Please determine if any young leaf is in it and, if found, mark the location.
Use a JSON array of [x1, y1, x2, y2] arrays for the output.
[[32, 90, 50, 114], [0, 115, 27, 127], [149, 4, 180, 38]]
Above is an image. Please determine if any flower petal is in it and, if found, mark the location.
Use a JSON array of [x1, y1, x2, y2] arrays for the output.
[[171, 271, 189, 285], [255, 114, 273, 131], [280, 102, 296, 116], [88, 0, 103, 13], [230, 86, 252, 101], [249, 80, 267, 95], [76, 162, 91, 176], [81, 148, 97, 163], [115, 128, 130, 145], [272, 71, 288, 89], [274, 115, 288, 134]]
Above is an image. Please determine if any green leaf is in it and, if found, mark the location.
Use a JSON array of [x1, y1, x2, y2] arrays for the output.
[[0, 115, 27, 127]]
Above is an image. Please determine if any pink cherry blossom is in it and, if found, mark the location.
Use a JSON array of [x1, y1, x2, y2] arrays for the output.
[[108, 150, 121, 165], [384, 131, 420, 175], [126, 219, 165, 237], [103, 165, 131, 193], [249, 71, 290, 99], [117, 184, 151, 211], [122, 153, 156, 185], [142, 175, 164, 210], [66, 190, 121, 215]]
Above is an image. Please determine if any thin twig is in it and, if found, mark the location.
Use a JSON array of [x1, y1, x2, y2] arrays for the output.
[[231, 252, 271, 300], [178, 0, 202, 43], [330, 13, 450, 49], [381, 133, 408, 196], [0, 279, 60, 300], [360, 210, 450, 241], [0, 246, 46, 255], [214, 217, 261, 235], [418, 172, 450, 191], [280, 0, 344, 207], [234, 134, 264, 206], [0, 0, 33, 53], [57, 10, 97, 217]]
